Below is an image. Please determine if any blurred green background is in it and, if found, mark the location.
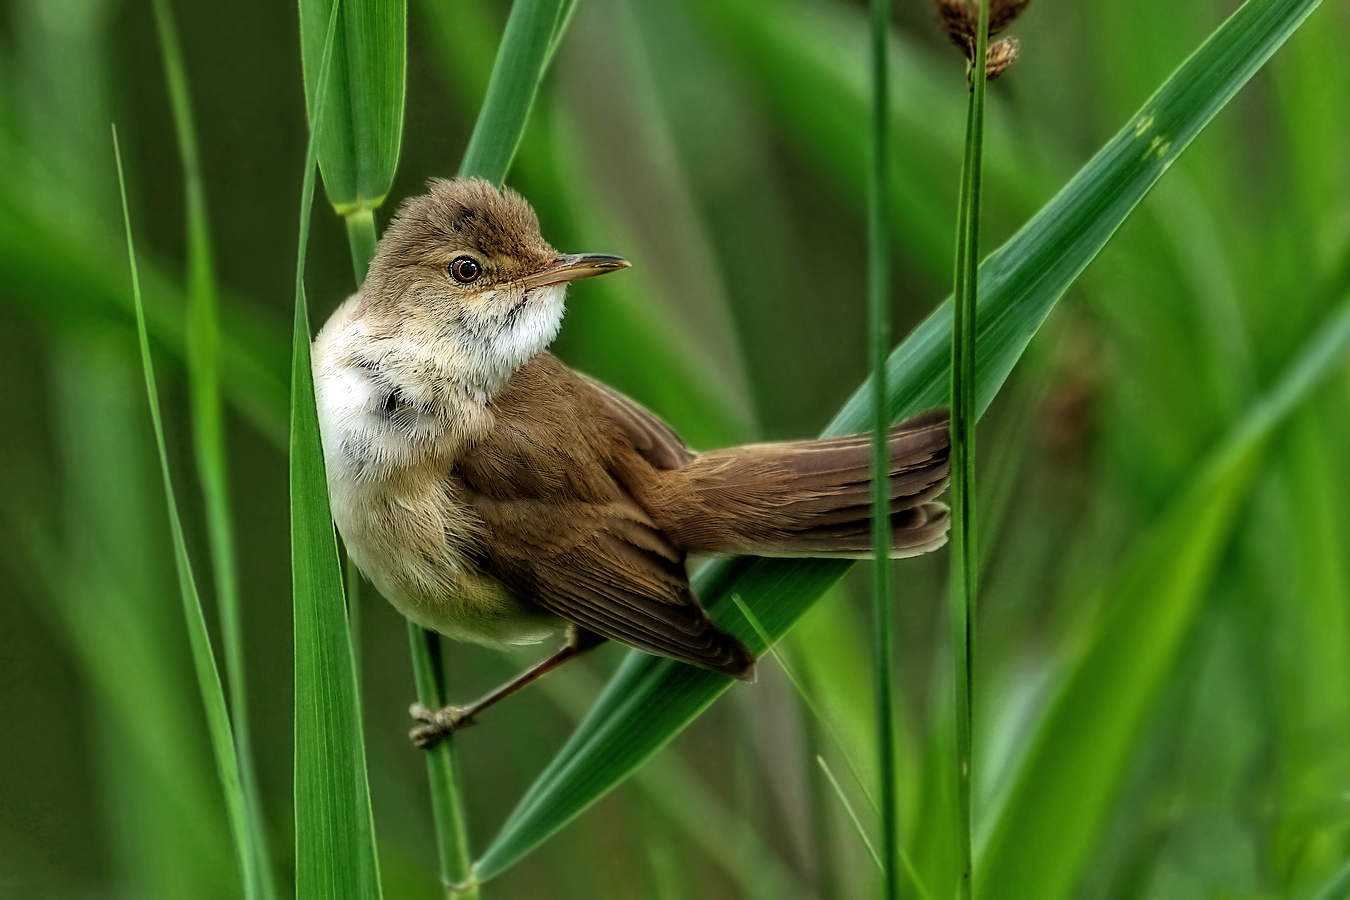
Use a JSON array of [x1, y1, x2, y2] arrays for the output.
[[1, 0, 1348, 898]]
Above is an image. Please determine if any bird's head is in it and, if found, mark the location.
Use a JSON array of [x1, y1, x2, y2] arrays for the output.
[[361, 177, 628, 396]]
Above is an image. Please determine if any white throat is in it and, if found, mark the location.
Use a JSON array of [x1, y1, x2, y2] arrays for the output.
[[312, 283, 567, 485], [449, 282, 568, 400]]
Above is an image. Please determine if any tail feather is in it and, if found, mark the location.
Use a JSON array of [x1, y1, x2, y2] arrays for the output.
[[652, 409, 952, 557], [786, 475, 950, 528], [758, 501, 951, 558]]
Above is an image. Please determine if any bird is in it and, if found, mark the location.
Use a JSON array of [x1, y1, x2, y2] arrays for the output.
[[312, 177, 951, 748]]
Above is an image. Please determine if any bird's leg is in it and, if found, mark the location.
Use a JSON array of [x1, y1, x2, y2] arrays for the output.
[[409, 627, 604, 749]]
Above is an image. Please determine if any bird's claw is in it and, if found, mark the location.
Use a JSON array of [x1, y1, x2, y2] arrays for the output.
[[408, 702, 476, 749]]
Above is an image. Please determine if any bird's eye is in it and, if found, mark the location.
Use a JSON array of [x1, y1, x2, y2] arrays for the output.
[[449, 256, 482, 284]]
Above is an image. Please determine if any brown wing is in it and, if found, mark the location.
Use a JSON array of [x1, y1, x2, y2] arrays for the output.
[[456, 353, 753, 678], [573, 371, 696, 470]]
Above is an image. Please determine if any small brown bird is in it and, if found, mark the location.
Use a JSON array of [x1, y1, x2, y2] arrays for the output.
[[313, 178, 951, 748]]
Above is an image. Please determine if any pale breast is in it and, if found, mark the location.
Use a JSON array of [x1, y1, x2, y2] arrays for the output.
[[313, 303, 563, 647], [328, 467, 562, 646]]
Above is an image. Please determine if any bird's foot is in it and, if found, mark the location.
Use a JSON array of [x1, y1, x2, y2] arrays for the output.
[[409, 702, 477, 749]]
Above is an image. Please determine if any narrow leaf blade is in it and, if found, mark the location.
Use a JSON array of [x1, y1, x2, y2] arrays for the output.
[[114, 130, 261, 900], [298, 0, 407, 213], [458, 0, 566, 185]]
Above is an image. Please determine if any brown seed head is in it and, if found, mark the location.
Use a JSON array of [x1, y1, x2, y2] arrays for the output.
[[985, 37, 1020, 81], [989, 0, 1031, 36], [935, 0, 1030, 84], [936, 0, 977, 56]]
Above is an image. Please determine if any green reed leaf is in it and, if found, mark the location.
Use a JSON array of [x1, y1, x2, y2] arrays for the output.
[[298, 0, 406, 215], [458, 0, 569, 185]]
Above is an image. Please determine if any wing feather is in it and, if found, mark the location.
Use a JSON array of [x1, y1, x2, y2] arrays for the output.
[[455, 354, 752, 678]]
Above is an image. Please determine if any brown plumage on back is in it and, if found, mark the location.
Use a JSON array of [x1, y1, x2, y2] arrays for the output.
[[312, 177, 951, 746]]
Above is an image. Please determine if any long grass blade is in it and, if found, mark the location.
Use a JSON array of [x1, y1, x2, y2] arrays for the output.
[[949, 2, 990, 897], [291, 3, 383, 897], [472, 0, 1325, 878], [458, 0, 568, 185], [10, 7, 235, 891], [732, 594, 881, 823], [817, 756, 883, 874], [149, 4, 276, 897], [975, 299, 1350, 898], [113, 128, 261, 900]]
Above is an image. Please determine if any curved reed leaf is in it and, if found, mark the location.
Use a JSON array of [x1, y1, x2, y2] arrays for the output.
[[473, 0, 1325, 878]]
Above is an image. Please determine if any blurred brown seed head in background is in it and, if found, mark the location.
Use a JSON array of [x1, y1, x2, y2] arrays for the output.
[[936, 0, 1030, 83]]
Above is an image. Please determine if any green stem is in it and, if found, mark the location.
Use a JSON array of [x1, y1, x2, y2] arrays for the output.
[[410, 624, 480, 899], [867, 1, 898, 898], [345, 207, 379, 284], [346, 550, 363, 689], [950, 2, 990, 898]]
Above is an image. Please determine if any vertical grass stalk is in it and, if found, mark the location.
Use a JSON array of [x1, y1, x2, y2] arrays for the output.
[[411, 626, 480, 897], [114, 129, 264, 900], [949, 2, 990, 897], [867, 0, 899, 898], [149, 2, 277, 896]]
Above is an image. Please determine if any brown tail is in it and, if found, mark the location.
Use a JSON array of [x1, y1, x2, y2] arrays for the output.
[[650, 409, 951, 557]]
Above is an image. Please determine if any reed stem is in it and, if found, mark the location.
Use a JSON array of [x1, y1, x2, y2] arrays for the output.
[[867, 0, 899, 897], [949, 1, 990, 896]]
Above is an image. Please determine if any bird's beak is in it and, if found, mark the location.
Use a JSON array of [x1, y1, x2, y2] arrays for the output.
[[519, 253, 630, 288]]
